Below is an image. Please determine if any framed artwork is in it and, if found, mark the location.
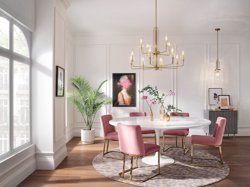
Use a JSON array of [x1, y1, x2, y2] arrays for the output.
[[56, 66, 65, 97], [208, 88, 222, 105], [112, 73, 136, 107], [218, 95, 230, 110]]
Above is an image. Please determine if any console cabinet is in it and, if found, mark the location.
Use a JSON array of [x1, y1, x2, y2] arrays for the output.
[[204, 110, 238, 136]]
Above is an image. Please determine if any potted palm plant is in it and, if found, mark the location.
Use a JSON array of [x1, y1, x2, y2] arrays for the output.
[[68, 76, 111, 144]]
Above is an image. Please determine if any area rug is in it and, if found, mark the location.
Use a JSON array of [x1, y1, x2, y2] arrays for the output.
[[92, 148, 230, 187]]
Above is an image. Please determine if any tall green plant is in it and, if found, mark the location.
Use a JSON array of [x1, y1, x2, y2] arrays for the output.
[[68, 76, 111, 130]]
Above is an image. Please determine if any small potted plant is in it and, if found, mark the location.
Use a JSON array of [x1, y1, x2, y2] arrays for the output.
[[68, 76, 111, 144]]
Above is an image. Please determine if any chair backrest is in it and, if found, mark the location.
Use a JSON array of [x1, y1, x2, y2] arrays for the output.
[[213, 117, 227, 146], [170, 112, 189, 117], [129, 112, 146, 117], [117, 124, 145, 156], [101, 114, 115, 137]]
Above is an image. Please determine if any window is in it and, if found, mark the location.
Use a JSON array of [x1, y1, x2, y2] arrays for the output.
[[0, 13, 31, 158], [13, 25, 30, 57], [0, 17, 9, 49]]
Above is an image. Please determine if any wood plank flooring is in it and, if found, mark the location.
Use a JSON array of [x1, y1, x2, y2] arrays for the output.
[[18, 137, 250, 187]]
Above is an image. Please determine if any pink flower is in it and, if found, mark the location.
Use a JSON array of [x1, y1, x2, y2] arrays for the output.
[[150, 99, 157, 105], [168, 90, 175, 96], [142, 95, 148, 100]]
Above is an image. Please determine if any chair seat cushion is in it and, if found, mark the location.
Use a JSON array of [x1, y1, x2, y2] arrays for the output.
[[141, 129, 155, 134], [144, 143, 160, 156], [191, 135, 216, 146], [105, 132, 118, 141], [163, 128, 189, 136]]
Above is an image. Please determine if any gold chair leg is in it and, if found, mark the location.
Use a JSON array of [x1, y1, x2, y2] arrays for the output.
[[175, 136, 178, 147], [190, 144, 193, 163], [130, 156, 134, 180], [122, 153, 126, 178], [154, 133, 156, 144], [103, 140, 106, 156], [158, 151, 160, 174], [106, 139, 110, 153], [163, 134, 165, 148], [136, 156, 139, 168], [218, 146, 224, 164]]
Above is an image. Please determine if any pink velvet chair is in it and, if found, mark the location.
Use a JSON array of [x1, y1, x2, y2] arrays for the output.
[[100, 114, 119, 157], [117, 123, 160, 182], [129, 112, 156, 143], [191, 117, 227, 164], [162, 112, 190, 153]]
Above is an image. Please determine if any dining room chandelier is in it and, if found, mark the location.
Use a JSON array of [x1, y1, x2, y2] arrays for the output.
[[214, 28, 221, 76], [129, 0, 184, 70]]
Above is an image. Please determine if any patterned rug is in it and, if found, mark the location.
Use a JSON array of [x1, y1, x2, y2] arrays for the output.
[[92, 148, 230, 187]]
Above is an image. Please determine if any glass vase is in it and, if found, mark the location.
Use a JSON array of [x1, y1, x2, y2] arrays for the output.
[[160, 104, 165, 121], [150, 111, 154, 121]]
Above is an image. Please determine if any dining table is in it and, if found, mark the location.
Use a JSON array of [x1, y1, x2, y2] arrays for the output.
[[109, 116, 211, 166]]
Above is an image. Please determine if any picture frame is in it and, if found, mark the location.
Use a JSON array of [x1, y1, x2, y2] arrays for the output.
[[208, 88, 222, 105], [112, 73, 136, 107], [218, 95, 230, 110], [56, 66, 65, 97]]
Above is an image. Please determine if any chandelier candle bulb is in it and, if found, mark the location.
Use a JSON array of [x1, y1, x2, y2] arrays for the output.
[[159, 58, 163, 66], [129, 51, 134, 64], [164, 35, 168, 46], [140, 39, 143, 45], [181, 51, 185, 61], [171, 48, 174, 57], [176, 55, 179, 64]]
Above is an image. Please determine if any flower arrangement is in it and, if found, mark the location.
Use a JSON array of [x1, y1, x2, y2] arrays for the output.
[[139, 85, 181, 117], [141, 95, 157, 114]]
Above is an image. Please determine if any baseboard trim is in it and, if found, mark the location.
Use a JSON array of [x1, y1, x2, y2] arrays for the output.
[[36, 144, 67, 170], [0, 145, 36, 187], [237, 127, 250, 136], [66, 125, 74, 143]]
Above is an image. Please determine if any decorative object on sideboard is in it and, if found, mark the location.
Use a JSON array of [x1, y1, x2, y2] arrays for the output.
[[112, 73, 136, 107], [208, 88, 222, 105], [218, 95, 230, 110], [215, 28, 221, 76], [129, 0, 184, 70], [56, 66, 65, 97]]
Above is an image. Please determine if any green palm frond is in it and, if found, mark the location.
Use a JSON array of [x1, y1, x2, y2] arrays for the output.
[[68, 76, 111, 130]]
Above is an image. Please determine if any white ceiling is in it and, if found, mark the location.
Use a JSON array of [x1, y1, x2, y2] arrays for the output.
[[66, 0, 250, 36]]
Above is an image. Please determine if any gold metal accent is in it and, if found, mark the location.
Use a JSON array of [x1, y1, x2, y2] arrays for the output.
[[191, 144, 224, 166], [129, 0, 184, 70], [103, 139, 123, 160], [162, 135, 189, 154], [119, 151, 161, 182], [215, 28, 221, 75]]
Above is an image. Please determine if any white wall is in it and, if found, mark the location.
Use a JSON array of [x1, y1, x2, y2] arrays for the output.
[[65, 26, 75, 142], [32, 0, 70, 170], [32, 0, 54, 169], [73, 34, 250, 136], [0, 0, 35, 31]]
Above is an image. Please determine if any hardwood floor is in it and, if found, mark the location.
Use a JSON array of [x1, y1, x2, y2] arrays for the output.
[[18, 137, 250, 187]]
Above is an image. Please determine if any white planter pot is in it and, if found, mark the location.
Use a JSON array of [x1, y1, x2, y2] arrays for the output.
[[81, 129, 95, 144]]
